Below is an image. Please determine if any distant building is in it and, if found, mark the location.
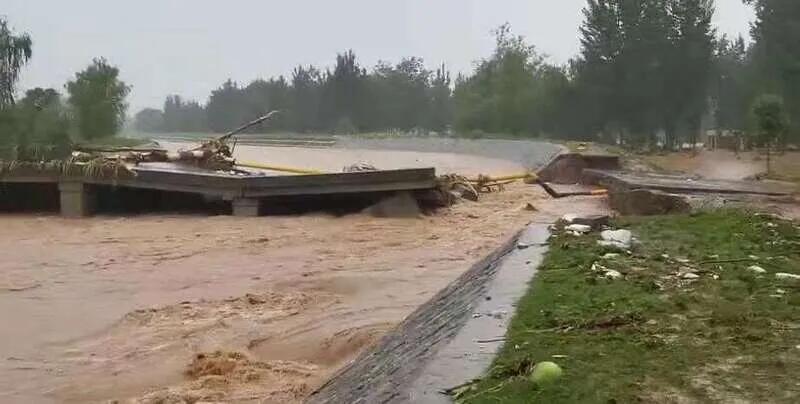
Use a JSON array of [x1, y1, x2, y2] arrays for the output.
[[705, 130, 743, 151]]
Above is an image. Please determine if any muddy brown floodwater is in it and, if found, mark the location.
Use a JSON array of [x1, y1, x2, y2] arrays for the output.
[[0, 144, 600, 403]]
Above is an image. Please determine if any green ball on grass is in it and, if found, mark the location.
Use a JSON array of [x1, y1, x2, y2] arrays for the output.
[[529, 361, 563, 386]]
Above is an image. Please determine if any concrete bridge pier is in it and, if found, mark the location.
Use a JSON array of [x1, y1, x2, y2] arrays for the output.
[[58, 181, 95, 218], [232, 198, 262, 217]]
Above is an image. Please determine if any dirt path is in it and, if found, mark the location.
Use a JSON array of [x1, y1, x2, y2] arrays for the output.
[[642, 150, 764, 181], [0, 140, 600, 403]]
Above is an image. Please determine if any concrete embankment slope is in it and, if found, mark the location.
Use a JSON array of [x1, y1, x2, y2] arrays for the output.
[[308, 225, 550, 404]]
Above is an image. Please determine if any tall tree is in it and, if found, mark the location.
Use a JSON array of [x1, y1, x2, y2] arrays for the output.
[[134, 108, 165, 133], [575, 0, 715, 147], [320, 50, 367, 133], [66, 58, 131, 139], [206, 79, 246, 133], [711, 35, 752, 134], [745, 0, 800, 141], [427, 64, 453, 132], [0, 18, 33, 109], [291, 65, 323, 132], [454, 24, 566, 136]]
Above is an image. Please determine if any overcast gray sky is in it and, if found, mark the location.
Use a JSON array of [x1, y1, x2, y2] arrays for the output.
[[6, 0, 754, 113]]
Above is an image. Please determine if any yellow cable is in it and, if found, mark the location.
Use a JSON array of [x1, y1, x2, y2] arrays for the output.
[[236, 160, 325, 175], [468, 173, 537, 183]]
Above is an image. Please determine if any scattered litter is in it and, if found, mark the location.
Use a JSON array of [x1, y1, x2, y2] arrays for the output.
[[747, 265, 767, 274], [682, 273, 700, 280], [661, 254, 670, 260], [551, 355, 569, 359], [775, 273, 800, 281], [565, 224, 592, 234], [571, 215, 611, 229], [476, 337, 506, 344], [342, 162, 377, 172], [598, 229, 633, 250], [489, 310, 507, 320], [766, 222, 778, 228], [676, 258, 691, 264], [748, 255, 760, 261], [601, 253, 620, 260], [591, 262, 607, 272], [562, 214, 578, 223], [604, 270, 623, 280], [776, 289, 786, 295]]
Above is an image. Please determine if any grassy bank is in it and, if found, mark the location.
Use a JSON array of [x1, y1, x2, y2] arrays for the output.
[[459, 210, 800, 403]]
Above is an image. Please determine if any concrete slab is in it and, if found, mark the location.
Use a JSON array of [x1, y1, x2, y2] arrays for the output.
[[1, 165, 438, 216], [583, 169, 795, 196]]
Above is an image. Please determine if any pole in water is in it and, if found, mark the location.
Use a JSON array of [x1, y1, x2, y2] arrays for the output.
[[219, 110, 281, 141]]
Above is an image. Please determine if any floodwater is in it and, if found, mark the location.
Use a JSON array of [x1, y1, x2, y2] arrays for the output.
[[0, 141, 571, 403], [157, 140, 530, 176]]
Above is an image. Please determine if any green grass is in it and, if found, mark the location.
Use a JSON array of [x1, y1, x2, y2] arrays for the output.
[[459, 210, 800, 403]]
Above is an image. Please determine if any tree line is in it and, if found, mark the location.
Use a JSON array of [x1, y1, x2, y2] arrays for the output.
[[135, 52, 454, 135], [1, 0, 798, 156], [0, 18, 130, 159]]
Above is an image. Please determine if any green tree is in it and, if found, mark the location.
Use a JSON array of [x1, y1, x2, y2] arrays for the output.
[[290, 65, 323, 132], [575, 0, 715, 147], [206, 79, 247, 133], [0, 18, 32, 109], [427, 64, 453, 132], [745, 0, 800, 142], [134, 108, 165, 133], [66, 58, 131, 139], [320, 50, 367, 132], [454, 24, 568, 137], [711, 35, 753, 134], [750, 94, 789, 173]]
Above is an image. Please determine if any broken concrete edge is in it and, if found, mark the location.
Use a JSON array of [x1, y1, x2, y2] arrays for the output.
[[307, 227, 527, 404], [536, 152, 622, 185]]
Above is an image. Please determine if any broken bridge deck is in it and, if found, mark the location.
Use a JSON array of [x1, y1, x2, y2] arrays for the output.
[[0, 164, 438, 217], [583, 169, 796, 197]]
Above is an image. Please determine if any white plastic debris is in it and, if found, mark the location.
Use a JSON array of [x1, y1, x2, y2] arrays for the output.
[[591, 262, 607, 272], [598, 229, 633, 250], [676, 258, 691, 264], [775, 273, 800, 281], [601, 253, 620, 260], [682, 273, 700, 280], [565, 224, 592, 234], [604, 270, 623, 280], [562, 214, 578, 223], [747, 265, 767, 274], [748, 255, 760, 261]]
